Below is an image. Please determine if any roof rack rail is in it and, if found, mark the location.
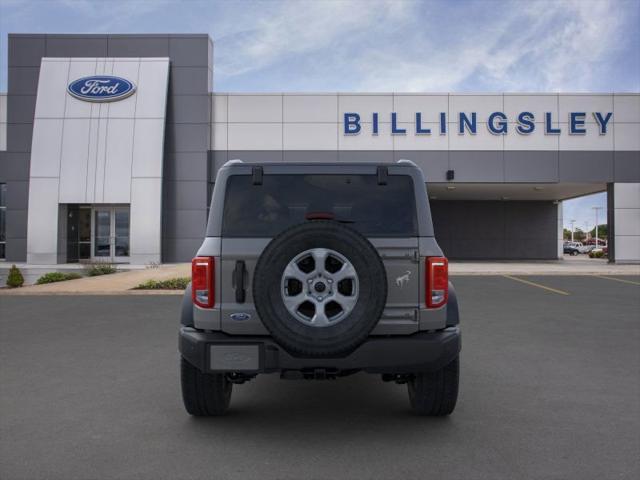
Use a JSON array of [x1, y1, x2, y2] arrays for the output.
[[223, 159, 244, 167], [396, 159, 418, 167]]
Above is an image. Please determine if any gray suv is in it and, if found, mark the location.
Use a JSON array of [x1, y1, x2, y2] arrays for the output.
[[179, 160, 461, 416]]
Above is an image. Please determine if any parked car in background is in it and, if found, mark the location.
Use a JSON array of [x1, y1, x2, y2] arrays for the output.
[[580, 244, 596, 254], [564, 242, 583, 255]]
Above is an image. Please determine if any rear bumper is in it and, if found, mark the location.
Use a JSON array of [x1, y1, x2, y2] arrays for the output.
[[179, 326, 461, 374]]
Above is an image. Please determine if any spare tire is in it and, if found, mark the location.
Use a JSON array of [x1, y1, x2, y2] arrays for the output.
[[253, 221, 387, 357]]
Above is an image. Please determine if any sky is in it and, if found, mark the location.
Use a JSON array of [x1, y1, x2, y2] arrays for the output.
[[1, 0, 638, 229]]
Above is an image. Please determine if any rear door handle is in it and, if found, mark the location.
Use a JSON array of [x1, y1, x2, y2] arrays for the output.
[[232, 260, 246, 303]]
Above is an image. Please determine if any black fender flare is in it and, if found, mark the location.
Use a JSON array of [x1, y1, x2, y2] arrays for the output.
[[446, 281, 459, 327], [180, 283, 194, 327]]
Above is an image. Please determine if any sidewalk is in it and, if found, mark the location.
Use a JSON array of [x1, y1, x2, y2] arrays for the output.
[[0, 258, 638, 295], [0, 263, 190, 295]]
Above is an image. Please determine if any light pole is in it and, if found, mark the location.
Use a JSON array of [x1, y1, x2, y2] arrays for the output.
[[584, 222, 590, 242], [592, 206, 604, 248], [570, 219, 576, 242]]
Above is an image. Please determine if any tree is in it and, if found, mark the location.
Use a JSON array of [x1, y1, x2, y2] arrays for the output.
[[573, 227, 586, 242], [589, 224, 607, 239]]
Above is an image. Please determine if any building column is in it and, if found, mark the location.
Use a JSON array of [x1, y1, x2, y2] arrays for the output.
[[609, 183, 640, 263], [557, 201, 564, 260]]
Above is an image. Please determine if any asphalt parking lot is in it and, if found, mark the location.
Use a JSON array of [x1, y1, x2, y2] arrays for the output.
[[1, 275, 639, 480]]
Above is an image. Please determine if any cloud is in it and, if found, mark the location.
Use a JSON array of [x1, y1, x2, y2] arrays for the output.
[[343, 0, 631, 92], [0, 0, 637, 93], [213, 0, 638, 92], [213, 0, 411, 79]]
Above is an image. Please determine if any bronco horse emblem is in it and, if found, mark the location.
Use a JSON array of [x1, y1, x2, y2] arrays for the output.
[[395, 270, 411, 288]]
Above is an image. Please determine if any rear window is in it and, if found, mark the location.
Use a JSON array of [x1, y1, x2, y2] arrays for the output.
[[221, 174, 418, 237]]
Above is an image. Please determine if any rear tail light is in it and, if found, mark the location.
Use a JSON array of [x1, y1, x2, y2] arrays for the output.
[[426, 256, 448, 308], [192, 256, 214, 308]]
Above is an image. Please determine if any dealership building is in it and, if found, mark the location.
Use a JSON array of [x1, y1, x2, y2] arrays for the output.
[[0, 33, 638, 264]]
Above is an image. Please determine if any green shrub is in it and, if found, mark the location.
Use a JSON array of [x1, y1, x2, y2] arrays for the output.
[[589, 250, 605, 259], [6, 265, 25, 288], [85, 263, 117, 276], [133, 277, 190, 290], [36, 272, 83, 284]]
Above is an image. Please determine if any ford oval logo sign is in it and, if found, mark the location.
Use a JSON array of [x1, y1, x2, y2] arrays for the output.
[[67, 76, 136, 102]]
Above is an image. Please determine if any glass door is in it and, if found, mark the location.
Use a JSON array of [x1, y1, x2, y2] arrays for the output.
[[113, 207, 130, 262], [92, 206, 130, 263], [94, 209, 112, 259], [66, 206, 92, 262]]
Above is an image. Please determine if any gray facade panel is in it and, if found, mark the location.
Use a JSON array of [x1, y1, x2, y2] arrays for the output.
[[505, 150, 559, 182], [6, 124, 33, 153], [504, 202, 557, 258], [165, 123, 209, 153], [614, 151, 640, 182], [167, 95, 210, 124], [165, 152, 209, 181], [449, 151, 504, 182], [0, 153, 30, 181], [283, 150, 339, 163], [162, 237, 202, 262], [431, 200, 557, 259], [7, 67, 40, 95], [8, 35, 45, 67], [163, 209, 207, 239], [210, 149, 638, 186], [45, 35, 108, 57], [5, 180, 29, 210], [6, 95, 36, 124], [169, 37, 211, 67], [559, 151, 614, 182], [5, 236, 27, 262], [163, 180, 208, 211], [226, 150, 284, 163], [169, 67, 210, 95], [0, 153, 7, 178], [337, 151, 395, 163], [107, 35, 170, 57], [6, 208, 28, 240]]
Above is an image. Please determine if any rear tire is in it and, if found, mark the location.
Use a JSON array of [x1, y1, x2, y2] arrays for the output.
[[181, 357, 232, 416], [408, 357, 459, 416]]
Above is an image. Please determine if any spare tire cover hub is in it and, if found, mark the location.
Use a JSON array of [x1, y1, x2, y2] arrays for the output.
[[281, 248, 359, 328]]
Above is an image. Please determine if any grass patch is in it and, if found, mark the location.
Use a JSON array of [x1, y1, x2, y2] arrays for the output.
[[36, 272, 83, 285], [85, 263, 118, 276], [133, 277, 190, 290]]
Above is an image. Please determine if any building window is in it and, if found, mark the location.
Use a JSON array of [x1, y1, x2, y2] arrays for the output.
[[0, 183, 6, 259]]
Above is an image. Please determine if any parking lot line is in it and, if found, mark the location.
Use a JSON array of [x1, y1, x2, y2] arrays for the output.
[[593, 275, 640, 286], [502, 275, 571, 295]]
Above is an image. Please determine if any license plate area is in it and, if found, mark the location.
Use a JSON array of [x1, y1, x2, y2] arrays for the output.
[[209, 344, 261, 372]]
